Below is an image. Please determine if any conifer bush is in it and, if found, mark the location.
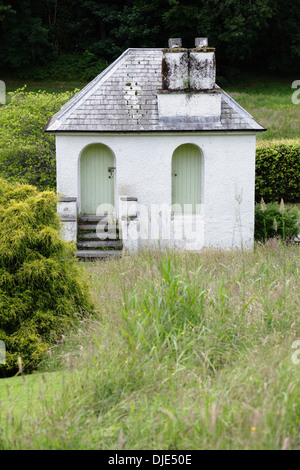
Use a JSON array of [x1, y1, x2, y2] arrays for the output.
[[0, 179, 93, 376]]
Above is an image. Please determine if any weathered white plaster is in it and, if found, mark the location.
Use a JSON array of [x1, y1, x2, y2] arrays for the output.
[[120, 220, 139, 253], [162, 52, 189, 90], [157, 92, 221, 119], [57, 199, 77, 242], [189, 52, 216, 90], [56, 132, 256, 251], [57, 200, 77, 218], [59, 220, 77, 242]]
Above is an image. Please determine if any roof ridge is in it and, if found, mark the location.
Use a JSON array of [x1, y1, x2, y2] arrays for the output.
[[220, 89, 265, 130]]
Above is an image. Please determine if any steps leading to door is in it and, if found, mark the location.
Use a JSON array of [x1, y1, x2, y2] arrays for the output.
[[77, 240, 123, 249], [76, 250, 122, 259], [76, 216, 122, 260]]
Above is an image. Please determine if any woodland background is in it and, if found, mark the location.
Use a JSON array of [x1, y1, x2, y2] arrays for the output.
[[1, 0, 300, 81]]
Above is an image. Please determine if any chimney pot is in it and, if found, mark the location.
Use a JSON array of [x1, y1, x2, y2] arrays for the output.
[[195, 37, 208, 48], [168, 38, 182, 48]]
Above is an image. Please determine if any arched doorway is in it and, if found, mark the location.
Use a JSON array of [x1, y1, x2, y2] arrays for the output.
[[80, 143, 115, 215], [172, 144, 202, 214]]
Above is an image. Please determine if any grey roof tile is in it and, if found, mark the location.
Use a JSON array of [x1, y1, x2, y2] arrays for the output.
[[45, 48, 266, 133]]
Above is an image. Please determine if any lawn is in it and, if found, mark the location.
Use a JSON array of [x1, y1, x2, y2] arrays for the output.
[[0, 244, 299, 450], [0, 372, 66, 419], [227, 75, 300, 141], [4, 79, 87, 94]]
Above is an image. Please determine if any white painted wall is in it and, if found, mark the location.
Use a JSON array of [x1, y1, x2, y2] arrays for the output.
[[56, 132, 256, 250], [157, 92, 221, 118]]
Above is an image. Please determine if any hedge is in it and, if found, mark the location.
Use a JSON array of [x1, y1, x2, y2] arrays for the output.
[[255, 140, 300, 203], [0, 88, 75, 191]]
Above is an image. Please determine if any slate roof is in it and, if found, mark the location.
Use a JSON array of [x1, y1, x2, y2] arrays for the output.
[[45, 48, 266, 133]]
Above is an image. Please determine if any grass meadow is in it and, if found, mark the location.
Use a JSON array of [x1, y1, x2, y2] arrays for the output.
[[227, 76, 300, 142], [0, 244, 299, 450]]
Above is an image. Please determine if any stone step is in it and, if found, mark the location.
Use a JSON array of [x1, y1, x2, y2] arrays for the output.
[[79, 215, 106, 222], [77, 240, 122, 249], [78, 231, 121, 240], [76, 250, 122, 259], [78, 223, 113, 231]]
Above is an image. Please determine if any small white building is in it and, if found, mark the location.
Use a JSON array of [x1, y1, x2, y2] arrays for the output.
[[46, 38, 265, 257]]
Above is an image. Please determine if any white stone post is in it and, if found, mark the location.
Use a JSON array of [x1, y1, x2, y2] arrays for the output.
[[119, 196, 139, 254], [57, 197, 77, 242]]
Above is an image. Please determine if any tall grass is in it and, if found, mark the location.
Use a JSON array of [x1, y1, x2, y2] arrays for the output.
[[0, 244, 299, 449]]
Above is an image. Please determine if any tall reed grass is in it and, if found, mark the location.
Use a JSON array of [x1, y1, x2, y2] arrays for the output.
[[0, 244, 299, 449]]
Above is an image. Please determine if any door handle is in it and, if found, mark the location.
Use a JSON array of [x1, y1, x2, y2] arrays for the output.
[[108, 167, 116, 179]]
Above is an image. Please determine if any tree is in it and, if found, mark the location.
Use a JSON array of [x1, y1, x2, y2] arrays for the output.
[[0, 0, 52, 69], [0, 0, 300, 77]]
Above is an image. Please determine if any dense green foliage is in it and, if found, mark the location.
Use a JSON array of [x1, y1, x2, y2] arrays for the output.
[[0, 88, 75, 190], [254, 200, 299, 242], [0, 0, 300, 79], [256, 142, 300, 203], [30, 51, 109, 82], [0, 178, 93, 376]]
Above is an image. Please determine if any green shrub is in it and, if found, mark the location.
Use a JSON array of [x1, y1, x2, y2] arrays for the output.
[[0, 178, 93, 376], [256, 141, 300, 203], [0, 88, 76, 191], [27, 51, 108, 82], [254, 199, 300, 242]]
